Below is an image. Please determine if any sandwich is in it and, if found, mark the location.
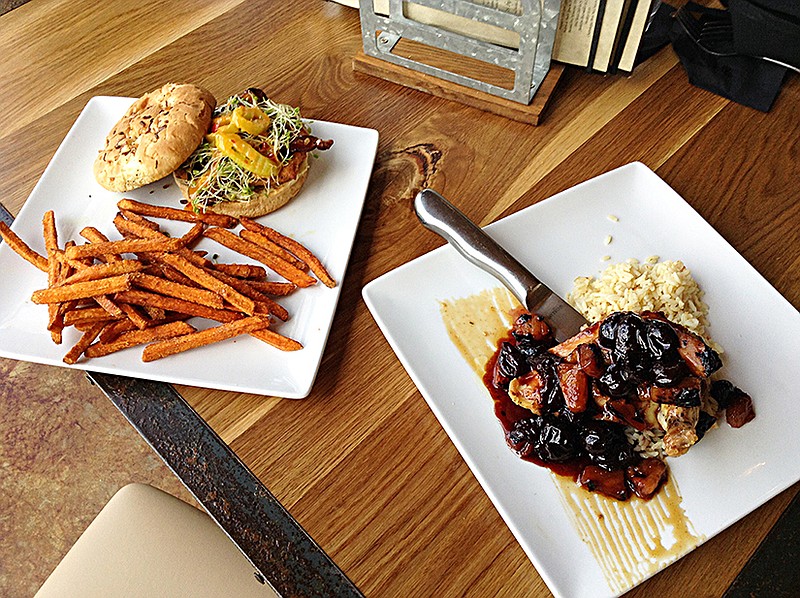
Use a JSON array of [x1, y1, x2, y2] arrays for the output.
[[173, 88, 333, 217]]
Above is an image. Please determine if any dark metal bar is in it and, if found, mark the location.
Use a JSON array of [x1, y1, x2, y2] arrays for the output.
[[0, 201, 362, 598], [86, 373, 364, 598], [0, 203, 13, 227]]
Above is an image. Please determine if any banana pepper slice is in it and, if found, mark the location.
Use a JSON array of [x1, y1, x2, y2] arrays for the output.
[[208, 132, 278, 178], [211, 106, 270, 136], [232, 106, 270, 135]]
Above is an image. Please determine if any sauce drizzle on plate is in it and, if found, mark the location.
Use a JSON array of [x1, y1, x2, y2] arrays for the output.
[[440, 286, 705, 593]]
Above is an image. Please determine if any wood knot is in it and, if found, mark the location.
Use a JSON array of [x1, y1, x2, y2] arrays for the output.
[[369, 143, 442, 208]]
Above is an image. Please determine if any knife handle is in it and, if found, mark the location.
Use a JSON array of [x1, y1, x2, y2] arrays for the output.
[[414, 189, 551, 311]]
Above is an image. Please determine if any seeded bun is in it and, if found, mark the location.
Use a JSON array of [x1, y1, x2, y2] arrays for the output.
[[174, 153, 309, 218], [93, 83, 215, 192]]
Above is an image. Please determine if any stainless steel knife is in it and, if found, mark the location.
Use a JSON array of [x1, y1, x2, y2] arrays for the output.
[[414, 189, 588, 340]]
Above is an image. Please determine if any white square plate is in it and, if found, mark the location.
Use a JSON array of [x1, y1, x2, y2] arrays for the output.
[[0, 96, 378, 398], [362, 163, 800, 597]]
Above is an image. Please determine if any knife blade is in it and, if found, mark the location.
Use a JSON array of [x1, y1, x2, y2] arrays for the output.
[[0, 200, 363, 598], [414, 189, 588, 341]]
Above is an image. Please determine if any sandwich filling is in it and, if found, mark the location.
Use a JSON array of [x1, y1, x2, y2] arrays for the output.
[[176, 88, 332, 212]]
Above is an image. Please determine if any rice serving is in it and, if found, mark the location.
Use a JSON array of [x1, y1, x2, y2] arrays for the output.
[[568, 259, 712, 340], [567, 259, 717, 460]]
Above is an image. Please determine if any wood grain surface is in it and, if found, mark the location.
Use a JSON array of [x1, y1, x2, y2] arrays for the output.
[[1, 1, 798, 596]]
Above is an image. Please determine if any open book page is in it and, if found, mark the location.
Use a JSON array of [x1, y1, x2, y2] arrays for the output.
[[552, 0, 603, 66]]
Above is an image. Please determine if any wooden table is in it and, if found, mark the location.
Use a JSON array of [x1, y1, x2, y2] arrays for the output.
[[1, 1, 798, 596]]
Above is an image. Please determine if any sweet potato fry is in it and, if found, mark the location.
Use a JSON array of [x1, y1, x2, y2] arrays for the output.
[[251, 328, 303, 351], [141, 316, 270, 362], [253, 300, 290, 321], [114, 289, 240, 322], [181, 222, 205, 247], [154, 253, 255, 315], [55, 296, 81, 330], [114, 215, 212, 268], [113, 213, 161, 240], [98, 319, 139, 343], [42, 213, 68, 343], [205, 268, 289, 321], [117, 198, 237, 228], [32, 274, 134, 304], [58, 239, 77, 268], [119, 209, 161, 230], [79, 227, 121, 263], [180, 247, 212, 267], [46, 251, 64, 343], [133, 273, 224, 309], [63, 322, 107, 365], [211, 262, 268, 279], [86, 320, 196, 358], [0, 221, 48, 271], [143, 306, 167, 321], [42, 211, 59, 254], [157, 264, 202, 287], [56, 241, 88, 271], [60, 259, 144, 285], [101, 313, 188, 342], [66, 237, 185, 260], [79, 227, 109, 244], [94, 295, 126, 319], [240, 217, 336, 288], [248, 280, 296, 296], [238, 229, 307, 270], [204, 227, 316, 288], [68, 231, 129, 317], [51, 247, 83, 340], [63, 306, 119, 326], [119, 303, 152, 329]]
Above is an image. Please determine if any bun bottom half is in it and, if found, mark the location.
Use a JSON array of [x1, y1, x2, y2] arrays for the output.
[[174, 154, 309, 218]]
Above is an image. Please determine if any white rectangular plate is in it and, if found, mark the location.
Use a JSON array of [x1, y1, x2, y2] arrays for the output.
[[362, 162, 800, 597], [0, 96, 378, 398]]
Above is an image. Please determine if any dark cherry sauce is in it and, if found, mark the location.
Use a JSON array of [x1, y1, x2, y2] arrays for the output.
[[484, 349, 584, 479], [482, 315, 670, 502], [480, 308, 753, 505]]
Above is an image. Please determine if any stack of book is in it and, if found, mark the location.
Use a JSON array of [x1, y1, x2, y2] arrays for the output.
[[553, 0, 661, 73]]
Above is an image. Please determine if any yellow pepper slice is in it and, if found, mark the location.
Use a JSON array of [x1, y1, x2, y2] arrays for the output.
[[209, 132, 278, 178], [211, 106, 270, 136], [231, 106, 270, 136], [211, 113, 235, 134]]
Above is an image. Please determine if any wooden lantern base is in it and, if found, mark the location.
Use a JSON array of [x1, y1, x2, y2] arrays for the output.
[[352, 52, 565, 126]]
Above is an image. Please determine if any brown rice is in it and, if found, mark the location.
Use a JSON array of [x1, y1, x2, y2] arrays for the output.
[[568, 259, 712, 341]]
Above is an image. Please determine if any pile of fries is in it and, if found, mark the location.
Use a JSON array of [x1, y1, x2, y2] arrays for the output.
[[0, 199, 335, 364]]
